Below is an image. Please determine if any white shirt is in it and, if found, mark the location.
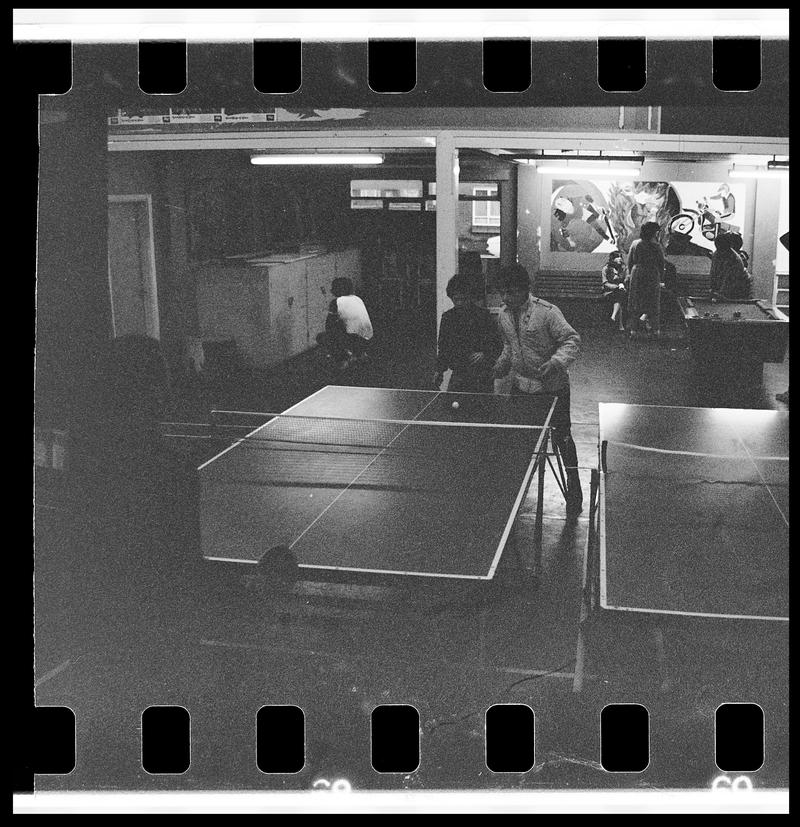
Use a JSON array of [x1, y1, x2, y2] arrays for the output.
[[336, 295, 373, 340]]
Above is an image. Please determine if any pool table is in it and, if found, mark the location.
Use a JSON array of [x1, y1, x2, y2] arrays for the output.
[[679, 297, 789, 391]]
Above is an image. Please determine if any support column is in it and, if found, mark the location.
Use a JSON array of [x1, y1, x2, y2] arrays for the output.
[[751, 177, 782, 302], [435, 133, 459, 330]]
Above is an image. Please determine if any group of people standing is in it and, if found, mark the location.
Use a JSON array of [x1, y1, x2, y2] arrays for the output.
[[601, 222, 752, 338]]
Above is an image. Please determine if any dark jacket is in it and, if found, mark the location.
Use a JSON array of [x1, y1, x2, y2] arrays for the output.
[[711, 250, 752, 300], [436, 304, 503, 385]]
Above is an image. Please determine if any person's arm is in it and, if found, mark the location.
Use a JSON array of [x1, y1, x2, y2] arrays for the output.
[[492, 314, 512, 377], [435, 312, 455, 376], [656, 245, 667, 287], [478, 310, 503, 361], [324, 298, 341, 334], [627, 240, 638, 272], [537, 307, 581, 386]]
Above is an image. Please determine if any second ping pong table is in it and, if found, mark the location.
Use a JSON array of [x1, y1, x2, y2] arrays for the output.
[[198, 385, 568, 582], [574, 403, 789, 691]]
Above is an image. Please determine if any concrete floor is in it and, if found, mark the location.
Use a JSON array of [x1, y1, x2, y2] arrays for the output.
[[33, 305, 789, 794]]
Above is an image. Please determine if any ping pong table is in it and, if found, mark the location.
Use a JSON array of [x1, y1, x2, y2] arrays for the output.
[[199, 385, 567, 582], [574, 403, 789, 691]]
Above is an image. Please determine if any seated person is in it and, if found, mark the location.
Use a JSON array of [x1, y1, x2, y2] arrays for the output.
[[601, 251, 628, 331], [434, 273, 502, 393], [709, 232, 752, 300], [319, 277, 374, 368], [728, 232, 750, 269]]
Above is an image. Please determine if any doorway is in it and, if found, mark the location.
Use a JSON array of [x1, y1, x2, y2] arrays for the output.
[[107, 194, 160, 339]]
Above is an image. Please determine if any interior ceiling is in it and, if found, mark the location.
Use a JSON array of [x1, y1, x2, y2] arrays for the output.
[[240, 148, 787, 169]]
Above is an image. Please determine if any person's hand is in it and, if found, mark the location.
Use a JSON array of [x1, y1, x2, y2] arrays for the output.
[[493, 361, 510, 379], [537, 360, 563, 386], [467, 351, 485, 366]]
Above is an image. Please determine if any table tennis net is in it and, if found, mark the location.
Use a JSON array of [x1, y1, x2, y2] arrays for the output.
[[183, 411, 550, 492]]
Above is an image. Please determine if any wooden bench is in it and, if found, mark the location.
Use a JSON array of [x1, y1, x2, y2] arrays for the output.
[[531, 270, 712, 328]]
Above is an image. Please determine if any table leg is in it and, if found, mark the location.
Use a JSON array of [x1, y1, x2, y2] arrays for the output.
[[534, 431, 549, 569], [574, 469, 600, 693]]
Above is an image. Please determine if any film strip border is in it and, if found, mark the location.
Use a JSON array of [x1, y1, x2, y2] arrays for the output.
[[31, 702, 764, 780], [13, 38, 788, 111], [16, 19, 789, 809]]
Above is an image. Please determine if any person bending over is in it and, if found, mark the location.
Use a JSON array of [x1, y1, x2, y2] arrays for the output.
[[434, 273, 502, 393], [320, 277, 374, 369], [492, 264, 584, 518]]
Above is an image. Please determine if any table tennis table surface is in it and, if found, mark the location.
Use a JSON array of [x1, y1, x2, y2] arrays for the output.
[[199, 385, 556, 580], [598, 403, 789, 621]]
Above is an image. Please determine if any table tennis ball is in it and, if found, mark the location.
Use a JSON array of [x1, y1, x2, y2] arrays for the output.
[[452, 401, 460, 410]]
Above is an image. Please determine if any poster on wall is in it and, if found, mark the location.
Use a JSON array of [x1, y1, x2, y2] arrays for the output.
[[550, 179, 747, 258]]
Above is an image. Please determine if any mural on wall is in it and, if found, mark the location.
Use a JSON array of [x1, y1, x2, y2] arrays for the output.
[[550, 180, 747, 257]]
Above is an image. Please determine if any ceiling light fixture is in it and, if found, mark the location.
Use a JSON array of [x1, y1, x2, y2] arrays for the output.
[[729, 158, 789, 179], [250, 153, 384, 165]]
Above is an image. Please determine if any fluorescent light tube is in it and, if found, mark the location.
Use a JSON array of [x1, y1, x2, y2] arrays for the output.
[[250, 154, 384, 165]]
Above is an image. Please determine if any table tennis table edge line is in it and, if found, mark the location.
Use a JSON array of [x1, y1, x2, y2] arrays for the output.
[[296, 563, 493, 580], [597, 600, 789, 623], [486, 396, 557, 580], [605, 441, 789, 462], [598, 402, 791, 414], [203, 555, 494, 579], [204, 556, 261, 565], [197, 385, 330, 470], [598, 468, 609, 612]]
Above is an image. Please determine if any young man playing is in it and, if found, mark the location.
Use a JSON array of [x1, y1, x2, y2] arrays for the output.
[[493, 264, 584, 518], [433, 273, 502, 393]]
